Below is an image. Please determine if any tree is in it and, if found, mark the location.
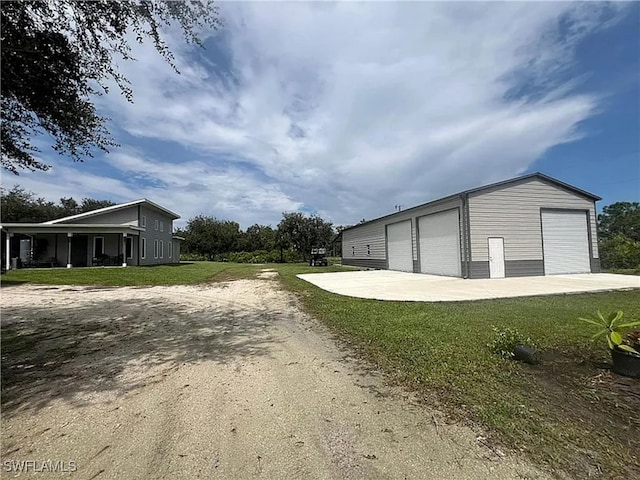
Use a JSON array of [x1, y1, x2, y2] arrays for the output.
[[79, 198, 116, 213], [1, 1, 221, 174], [241, 224, 276, 252], [183, 215, 241, 260], [0, 185, 115, 222], [59, 197, 80, 217], [597, 202, 640, 270], [599, 233, 640, 270], [0, 186, 58, 222], [277, 212, 334, 260], [598, 202, 640, 241]]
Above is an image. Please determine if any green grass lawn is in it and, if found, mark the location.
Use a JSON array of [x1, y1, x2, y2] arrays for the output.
[[276, 264, 640, 478], [3, 261, 639, 476], [0, 261, 262, 286]]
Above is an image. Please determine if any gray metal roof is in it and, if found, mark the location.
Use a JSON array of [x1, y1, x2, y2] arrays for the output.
[[341, 172, 600, 232], [44, 198, 180, 224]]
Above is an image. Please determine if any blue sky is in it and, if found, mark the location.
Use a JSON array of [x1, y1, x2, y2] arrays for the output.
[[4, 1, 639, 228]]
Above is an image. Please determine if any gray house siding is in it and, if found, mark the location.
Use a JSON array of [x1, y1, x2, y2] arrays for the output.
[[342, 197, 463, 272], [138, 206, 175, 266], [39, 234, 66, 265], [467, 178, 598, 278], [59, 208, 138, 226]]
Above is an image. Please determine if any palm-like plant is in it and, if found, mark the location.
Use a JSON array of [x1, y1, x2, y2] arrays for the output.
[[579, 310, 640, 354]]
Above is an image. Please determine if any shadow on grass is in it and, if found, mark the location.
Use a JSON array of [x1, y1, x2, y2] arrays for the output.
[[1, 294, 278, 417], [0, 279, 29, 288]]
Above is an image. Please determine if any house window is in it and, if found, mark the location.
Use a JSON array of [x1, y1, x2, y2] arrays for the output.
[[168, 241, 172, 259], [154, 239, 158, 259], [141, 238, 146, 259], [367, 244, 371, 256], [159, 240, 164, 259], [93, 237, 104, 257], [141, 215, 146, 227], [125, 237, 133, 259], [154, 219, 159, 231], [160, 221, 164, 232], [352, 246, 355, 256]]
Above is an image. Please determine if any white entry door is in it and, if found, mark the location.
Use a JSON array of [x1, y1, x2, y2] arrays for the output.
[[488, 237, 505, 278], [386, 220, 413, 272]]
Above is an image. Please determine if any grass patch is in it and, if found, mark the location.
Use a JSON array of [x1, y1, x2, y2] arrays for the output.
[[605, 268, 640, 276], [275, 264, 640, 478], [0, 262, 261, 286]]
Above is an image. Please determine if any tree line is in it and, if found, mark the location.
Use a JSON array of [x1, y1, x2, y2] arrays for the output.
[[177, 212, 338, 263], [1, 186, 115, 222]]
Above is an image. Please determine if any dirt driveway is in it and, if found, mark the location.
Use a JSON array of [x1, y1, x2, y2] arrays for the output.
[[1, 273, 549, 479]]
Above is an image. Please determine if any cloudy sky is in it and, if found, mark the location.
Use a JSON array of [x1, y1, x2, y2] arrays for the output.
[[4, 1, 639, 228]]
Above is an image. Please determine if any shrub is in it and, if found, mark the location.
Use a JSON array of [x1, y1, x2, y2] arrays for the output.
[[599, 233, 640, 270], [180, 253, 208, 261], [489, 327, 535, 359]]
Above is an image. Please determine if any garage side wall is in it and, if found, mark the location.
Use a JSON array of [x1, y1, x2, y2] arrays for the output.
[[342, 222, 387, 269], [468, 178, 599, 278], [342, 197, 463, 272]]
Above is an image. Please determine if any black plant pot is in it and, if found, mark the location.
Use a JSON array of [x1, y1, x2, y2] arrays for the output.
[[611, 348, 640, 378], [513, 344, 539, 365]]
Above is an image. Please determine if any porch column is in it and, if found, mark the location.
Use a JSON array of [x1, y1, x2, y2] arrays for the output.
[[5, 232, 11, 271], [67, 233, 73, 268], [122, 233, 127, 267]]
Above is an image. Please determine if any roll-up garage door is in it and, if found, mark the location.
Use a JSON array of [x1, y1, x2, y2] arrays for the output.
[[386, 220, 413, 272], [418, 209, 461, 277], [542, 210, 590, 275]]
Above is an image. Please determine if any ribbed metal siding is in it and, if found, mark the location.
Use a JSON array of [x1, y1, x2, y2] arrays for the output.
[[468, 178, 599, 266], [542, 210, 591, 274], [418, 209, 461, 276], [342, 223, 386, 266], [341, 198, 463, 271], [387, 220, 413, 272]]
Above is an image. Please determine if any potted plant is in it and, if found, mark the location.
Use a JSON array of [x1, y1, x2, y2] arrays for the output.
[[579, 310, 640, 378]]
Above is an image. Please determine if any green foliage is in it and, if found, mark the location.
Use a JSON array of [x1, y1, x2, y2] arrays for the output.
[[213, 249, 302, 264], [579, 310, 640, 354], [489, 326, 535, 359], [277, 212, 334, 259], [1, 185, 115, 222], [598, 202, 640, 242], [599, 233, 640, 270], [1, 0, 220, 173], [1, 261, 260, 286], [242, 224, 277, 252], [180, 212, 335, 263], [183, 215, 242, 260]]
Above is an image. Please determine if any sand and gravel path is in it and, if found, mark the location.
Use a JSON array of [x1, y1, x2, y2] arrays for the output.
[[1, 274, 549, 479]]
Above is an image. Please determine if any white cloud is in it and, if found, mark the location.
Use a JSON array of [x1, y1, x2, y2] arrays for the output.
[[7, 1, 630, 227]]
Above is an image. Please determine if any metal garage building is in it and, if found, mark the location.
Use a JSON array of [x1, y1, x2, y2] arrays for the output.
[[341, 173, 600, 278]]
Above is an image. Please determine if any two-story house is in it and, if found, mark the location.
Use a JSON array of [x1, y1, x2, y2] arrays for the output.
[[1, 199, 182, 269]]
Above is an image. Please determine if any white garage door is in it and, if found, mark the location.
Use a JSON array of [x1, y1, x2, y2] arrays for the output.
[[386, 220, 413, 272], [542, 210, 590, 275], [418, 209, 461, 277]]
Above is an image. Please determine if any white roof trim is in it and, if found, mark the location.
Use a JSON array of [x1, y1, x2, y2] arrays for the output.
[[45, 199, 179, 224], [1, 224, 144, 231]]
